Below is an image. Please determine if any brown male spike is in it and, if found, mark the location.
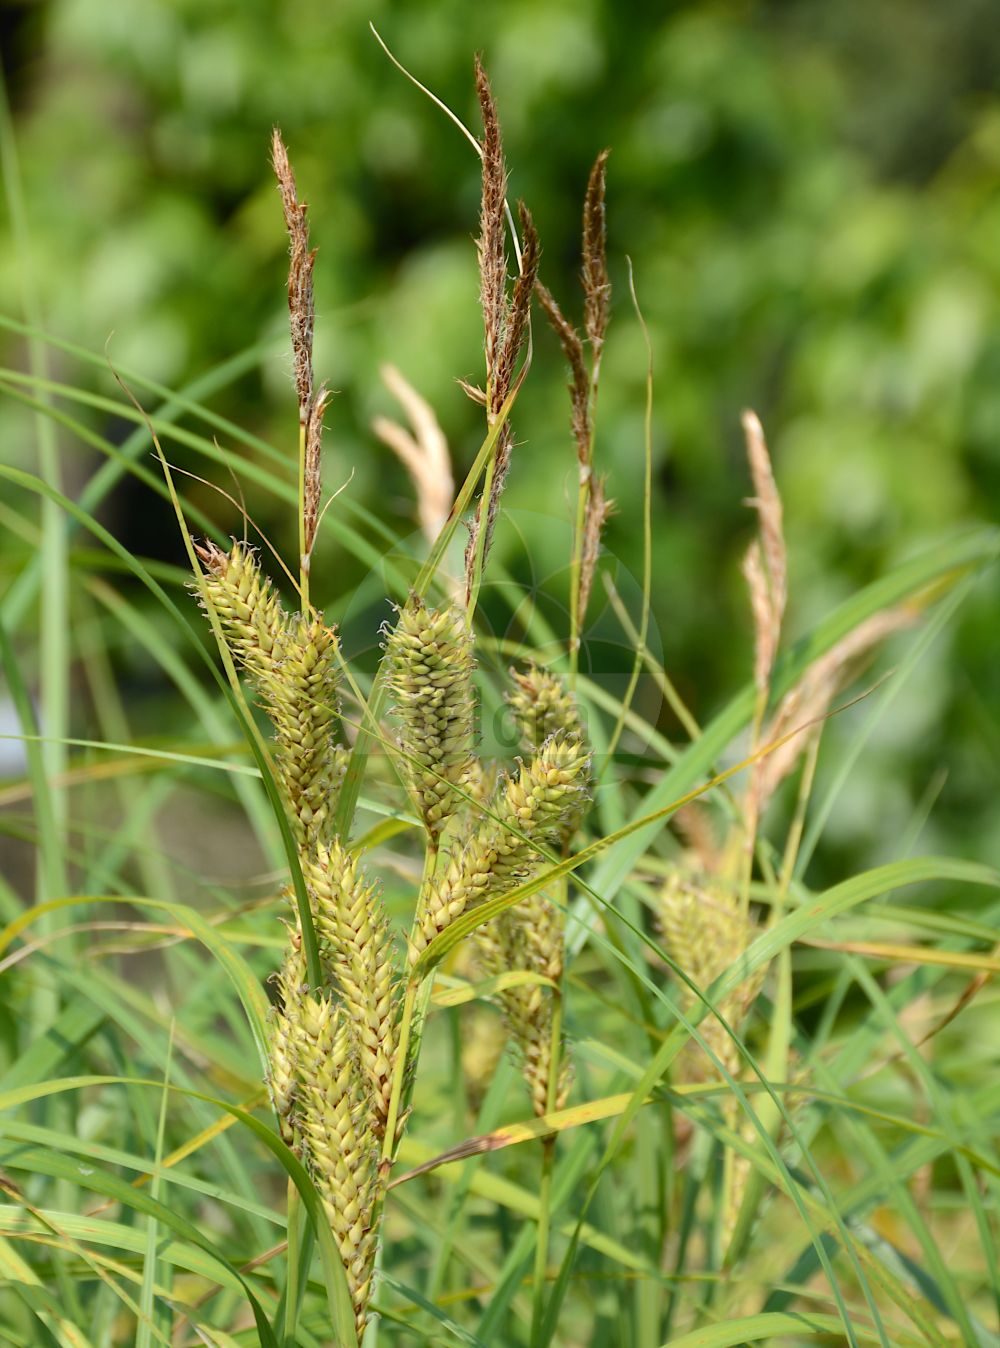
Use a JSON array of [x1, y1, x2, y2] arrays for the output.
[[474, 54, 508, 391], [535, 279, 590, 462], [582, 148, 611, 358], [271, 128, 315, 424]]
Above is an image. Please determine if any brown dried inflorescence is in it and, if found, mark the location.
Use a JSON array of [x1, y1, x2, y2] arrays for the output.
[[535, 148, 614, 636], [272, 127, 325, 562], [753, 605, 915, 816], [535, 280, 589, 463], [475, 54, 507, 394], [582, 148, 611, 359], [271, 128, 315, 420], [741, 410, 786, 695], [464, 58, 541, 601], [579, 476, 615, 621]]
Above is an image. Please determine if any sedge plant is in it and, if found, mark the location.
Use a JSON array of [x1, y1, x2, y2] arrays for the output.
[[2, 42, 1000, 1348]]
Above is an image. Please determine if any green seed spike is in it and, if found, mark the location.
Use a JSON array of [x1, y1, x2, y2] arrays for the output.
[[295, 995, 381, 1340], [385, 599, 476, 839], [194, 540, 344, 849], [507, 663, 584, 752], [411, 733, 590, 961], [477, 666, 589, 1113], [658, 869, 768, 1248], [305, 840, 401, 1137], [476, 896, 574, 1116], [265, 612, 344, 849], [195, 540, 285, 673]]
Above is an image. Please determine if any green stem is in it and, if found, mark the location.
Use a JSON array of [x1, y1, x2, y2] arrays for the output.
[[601, 580, 702, 745], [739, 684, 769, 923], [381, 838, 440, 1168], [567, 464, 590, 686], [567, 359, 602, 689], [381, 977, 417, 1171], [283, 1178, 303, 1345], [466, 395, 498, 624], [297, 418, 310, 612], [599, 264, 651, 765], [530, 863, 570, 1344], [531, 1134, 556, 1344]]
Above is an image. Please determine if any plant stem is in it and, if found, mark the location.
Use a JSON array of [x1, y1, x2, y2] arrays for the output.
[[382, 838, 440, 1169], [381, 976, 417, 1171], [739, 684, 769, 923], [297, 418, 310, 612], [531, 1134, 556, 1344], [530, 867, 568, 1345], [466, 394, 498, 623], [567, 463, 590, 685], [567, 360, 601, 689], [283, 1178, 303, 1345], [601, 262, 653, 768]]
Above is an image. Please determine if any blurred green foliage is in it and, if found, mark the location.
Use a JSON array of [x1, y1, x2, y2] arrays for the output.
[[2, 0, 999, 873]]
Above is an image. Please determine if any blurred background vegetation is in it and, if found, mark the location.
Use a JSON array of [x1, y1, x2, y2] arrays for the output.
[[2, 0, 999, 883]]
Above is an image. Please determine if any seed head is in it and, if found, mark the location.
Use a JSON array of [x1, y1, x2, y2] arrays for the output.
[[386, 600, 476, 838], [193, 541, 343, 848], [741, 410, 785, 695], [194, 540, 285, 674], [657, 873, 765, 1083], [582, 148, 611, 358], [262, 613, 343, 849], [475, 54, 507, 396], [305, 840, 401, 1137], [411, 733, 590, 960], [295, 996, 381, 1338], [535, 280, 590, 464], [477, 894, 573, 1116], [272, 127, 316, 423], [268, 940, 307, 1149], [507, 664, 583, 752]]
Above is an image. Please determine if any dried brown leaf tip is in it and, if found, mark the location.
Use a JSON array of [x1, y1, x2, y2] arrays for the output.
[[582, 148, 611, 358], [741, 410, 786, 693], [373, 364, 454, 544], [754, 605, 915, 815]]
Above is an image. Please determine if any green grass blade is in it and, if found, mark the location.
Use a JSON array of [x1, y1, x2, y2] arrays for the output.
[[136, 1024, 175, 1348]]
